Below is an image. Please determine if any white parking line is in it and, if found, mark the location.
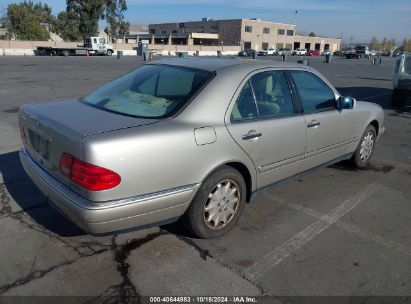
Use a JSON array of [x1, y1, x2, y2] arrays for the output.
[[244, 184, 381, 281], [288, 200, 411, 257]]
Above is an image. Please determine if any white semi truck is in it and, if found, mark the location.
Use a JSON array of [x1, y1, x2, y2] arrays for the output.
[[36, 37, 114, 56]]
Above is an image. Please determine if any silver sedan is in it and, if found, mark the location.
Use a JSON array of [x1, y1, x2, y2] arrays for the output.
[[19, 58, 385, 238]]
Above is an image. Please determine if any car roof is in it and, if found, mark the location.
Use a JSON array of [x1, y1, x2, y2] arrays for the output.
[[151, 58, 305, 73]]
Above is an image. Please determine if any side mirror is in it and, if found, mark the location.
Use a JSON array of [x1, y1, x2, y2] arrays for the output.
[[337, 96, 356, 110]]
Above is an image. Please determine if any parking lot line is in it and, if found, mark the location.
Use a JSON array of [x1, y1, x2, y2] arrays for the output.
[[244, 183, 382, 281], [287, 197, 411, 258]]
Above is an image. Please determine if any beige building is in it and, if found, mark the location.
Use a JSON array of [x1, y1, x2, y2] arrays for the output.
[[145, 18, 341, 52]]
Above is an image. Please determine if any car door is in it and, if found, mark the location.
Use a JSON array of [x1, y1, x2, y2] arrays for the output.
[[288, 70, 355, 171], [226, 70, 307, 189]]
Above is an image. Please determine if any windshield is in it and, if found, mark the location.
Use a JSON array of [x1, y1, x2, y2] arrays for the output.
[[82, 64, 213, 118]]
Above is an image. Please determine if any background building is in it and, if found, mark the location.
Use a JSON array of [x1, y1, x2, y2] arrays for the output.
[[144, 18, 341, 52]]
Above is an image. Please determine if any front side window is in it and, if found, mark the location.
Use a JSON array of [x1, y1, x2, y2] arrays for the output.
[[290, 71, 336, 113], [250, 71, 294, 118], [83, 65, 213, 118]]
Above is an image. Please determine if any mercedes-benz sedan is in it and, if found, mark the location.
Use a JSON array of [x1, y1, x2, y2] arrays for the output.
[[19, 58, 385, 238]]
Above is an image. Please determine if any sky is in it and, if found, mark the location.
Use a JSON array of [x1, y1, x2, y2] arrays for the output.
[[1, 0, 410, 43]]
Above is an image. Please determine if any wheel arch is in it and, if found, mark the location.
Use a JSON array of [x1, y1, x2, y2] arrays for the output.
[[369, 119, 379, 136], [202, 161, 255, 203]]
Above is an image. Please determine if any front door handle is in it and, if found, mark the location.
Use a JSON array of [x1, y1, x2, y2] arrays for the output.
[[307, 120, 321, 128], [242, 130, 262, 141]]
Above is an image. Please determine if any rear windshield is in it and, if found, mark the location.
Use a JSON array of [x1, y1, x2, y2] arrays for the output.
[[404, 56, 411, 74], [82, 64, 213, 118]]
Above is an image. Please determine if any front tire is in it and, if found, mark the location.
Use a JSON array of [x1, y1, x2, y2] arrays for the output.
[[351, 125, 376, 168], [183, 166, 246, 239], [106, 49, 113, 56]]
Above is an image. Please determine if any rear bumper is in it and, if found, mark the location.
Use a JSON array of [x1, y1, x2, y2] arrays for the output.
[[20, 148, 199, 234]]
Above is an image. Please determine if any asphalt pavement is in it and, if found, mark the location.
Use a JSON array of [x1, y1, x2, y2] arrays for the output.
[[0, 55, 410, 302]]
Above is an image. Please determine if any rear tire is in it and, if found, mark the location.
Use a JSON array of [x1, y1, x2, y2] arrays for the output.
[[351, 125, 376, 168], [183, 166, 246, 239]]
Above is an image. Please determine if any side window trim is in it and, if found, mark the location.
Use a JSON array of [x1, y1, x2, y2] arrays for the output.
[[284, 71, 303, 114], [248, 79, 260, 118]]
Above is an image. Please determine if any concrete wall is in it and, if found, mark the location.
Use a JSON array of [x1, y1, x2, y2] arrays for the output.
[[0, 40, 240, 56]]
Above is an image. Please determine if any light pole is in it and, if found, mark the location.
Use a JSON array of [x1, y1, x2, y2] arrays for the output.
[[200, 40, 202, 51], [161, 39, 164, 50]]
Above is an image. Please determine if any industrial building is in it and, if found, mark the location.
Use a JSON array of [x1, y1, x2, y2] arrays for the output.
[[142, 18, 341, 52]]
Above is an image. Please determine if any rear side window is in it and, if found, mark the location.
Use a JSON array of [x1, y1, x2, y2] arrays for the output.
[[404, 56, 411, 74], [290, 71, 336, 113], [82, 65, 213, 118], [230, 81, 258, 122], [250, 71, 294, 118]]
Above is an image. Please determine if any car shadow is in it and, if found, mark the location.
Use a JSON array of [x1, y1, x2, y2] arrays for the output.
[[336, 86, 410, 112], [0, 151, 85, 237]]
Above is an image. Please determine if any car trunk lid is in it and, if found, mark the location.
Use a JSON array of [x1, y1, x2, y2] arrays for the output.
[[19, 99, 159, 186]]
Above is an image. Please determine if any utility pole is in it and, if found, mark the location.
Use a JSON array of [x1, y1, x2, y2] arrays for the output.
[[294, 10, 298, 29]]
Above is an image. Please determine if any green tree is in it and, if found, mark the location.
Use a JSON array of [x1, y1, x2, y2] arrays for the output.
[[66, 0, 105, 37], [381, 37, 388, 52], [5, 1, 55, 40], [60, 0, 129, 40], [404, 39, 411, 52], [388, 38, 396, 52], [104, 0, 129, 41], [369, 36, 380, 51], [55, 10, 82, 41], [308, 32, 316, 37]]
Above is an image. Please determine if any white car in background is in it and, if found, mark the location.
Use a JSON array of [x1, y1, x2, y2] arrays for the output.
[[292, 48, 307, 56], [392, 53, 411, 106], [258, 48, 276, 56]]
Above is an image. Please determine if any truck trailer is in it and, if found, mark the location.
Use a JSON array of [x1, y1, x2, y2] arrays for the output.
[[36, 37, 114, 56]]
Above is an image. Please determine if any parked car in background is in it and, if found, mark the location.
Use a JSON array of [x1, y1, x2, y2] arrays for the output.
[[258, 48, 276, 56], [321, 50, 332, 56], [277, 48, 291, 56], [238, 49, 256, 57], [307, 50, 321, 56], [392, 53, 411, 106], [19, 58, 385, 238], [238, 50, 248, 57], [292, 48, 307, 56]]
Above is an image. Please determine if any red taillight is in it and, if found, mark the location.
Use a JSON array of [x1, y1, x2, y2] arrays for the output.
[[59, 154, 121, 191], [60, 153, 73, 177]]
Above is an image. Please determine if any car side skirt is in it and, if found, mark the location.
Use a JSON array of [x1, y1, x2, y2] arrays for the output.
[[250, 152, 353, 201]]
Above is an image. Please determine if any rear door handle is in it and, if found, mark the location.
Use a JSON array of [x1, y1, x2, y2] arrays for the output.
[[242, 130, 262, 141], [307, 120, 321, 128]]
